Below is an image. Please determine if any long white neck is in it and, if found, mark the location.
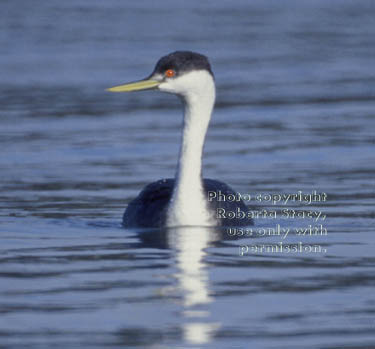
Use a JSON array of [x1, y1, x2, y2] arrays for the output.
[[166, 71, 216, 227]]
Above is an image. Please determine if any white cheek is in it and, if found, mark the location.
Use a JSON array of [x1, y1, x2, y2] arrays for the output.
[[158, 70, 214, 97], [158, 80, 178, 94]]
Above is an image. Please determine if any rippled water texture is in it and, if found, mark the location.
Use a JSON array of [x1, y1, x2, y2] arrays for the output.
[[1, 1, 375, 348]]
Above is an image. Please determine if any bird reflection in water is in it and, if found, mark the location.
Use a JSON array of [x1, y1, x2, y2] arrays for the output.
[[168, 225, 221, 345], [136, 226, 223, 345]]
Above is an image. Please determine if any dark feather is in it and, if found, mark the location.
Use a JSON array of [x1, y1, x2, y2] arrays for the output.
[[123, 178, 253, 228]]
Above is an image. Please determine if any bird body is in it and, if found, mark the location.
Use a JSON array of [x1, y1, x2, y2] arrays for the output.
[[108, 51, 253, 228], [123, 178, 252, 228]]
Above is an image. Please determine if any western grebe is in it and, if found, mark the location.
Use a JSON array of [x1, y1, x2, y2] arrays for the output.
[[108, 51, 253, 228]]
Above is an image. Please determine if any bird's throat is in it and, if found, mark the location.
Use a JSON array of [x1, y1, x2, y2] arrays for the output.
[[167, 91, 216, 227]]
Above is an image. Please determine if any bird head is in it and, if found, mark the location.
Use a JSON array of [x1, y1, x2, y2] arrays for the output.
[[107, 51, 215, 100]]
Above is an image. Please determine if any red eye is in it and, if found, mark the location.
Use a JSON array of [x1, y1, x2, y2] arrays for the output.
[[165, 69, 175, 78]]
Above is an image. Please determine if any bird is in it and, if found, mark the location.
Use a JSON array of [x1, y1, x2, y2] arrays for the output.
[[108, 51, 253, 228]]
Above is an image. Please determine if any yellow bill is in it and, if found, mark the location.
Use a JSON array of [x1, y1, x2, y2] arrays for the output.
[[107, 79, 160, 92]]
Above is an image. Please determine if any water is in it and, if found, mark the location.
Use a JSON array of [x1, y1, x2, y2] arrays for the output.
[[1, 0, 375, 348]]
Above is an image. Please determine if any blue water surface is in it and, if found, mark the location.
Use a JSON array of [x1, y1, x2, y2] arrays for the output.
[[1, 1, 375, 348]]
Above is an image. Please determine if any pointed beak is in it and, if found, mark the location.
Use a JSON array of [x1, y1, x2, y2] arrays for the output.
[[107, 78, 160, 92]]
